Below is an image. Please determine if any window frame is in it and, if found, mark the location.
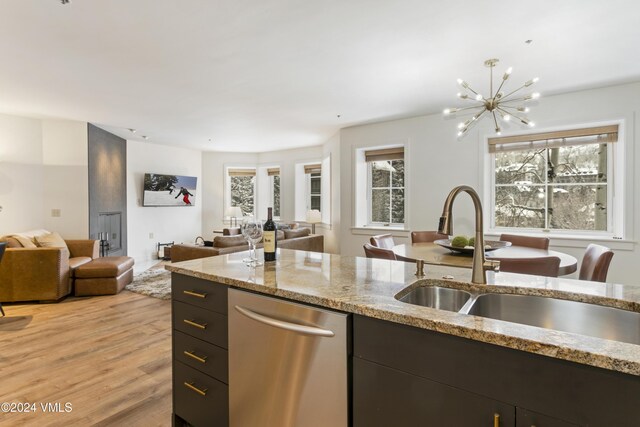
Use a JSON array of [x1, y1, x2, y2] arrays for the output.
[[485, 122, 625, 239], [367, 159, 405, 227], [225, 166, 257, 219], [307, 172, 322, 212]]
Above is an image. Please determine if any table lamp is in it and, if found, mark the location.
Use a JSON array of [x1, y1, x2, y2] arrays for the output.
[[226, 206, 244, 227], [306, 209, 322, 234]]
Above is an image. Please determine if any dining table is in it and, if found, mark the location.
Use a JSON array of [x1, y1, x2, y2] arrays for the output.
[[392, 242, 578, 276]]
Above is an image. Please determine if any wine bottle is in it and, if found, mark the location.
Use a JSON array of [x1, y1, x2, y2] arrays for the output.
[[263, 207, 277, 262]]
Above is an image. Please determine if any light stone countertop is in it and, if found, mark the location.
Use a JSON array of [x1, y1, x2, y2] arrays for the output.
[[165, 248, 640, 376]]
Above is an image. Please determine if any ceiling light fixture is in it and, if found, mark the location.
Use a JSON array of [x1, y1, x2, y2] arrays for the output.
[[443, 58, 540, 137], [60, 0, 71, 4], [142, 135, 149, 140], [129, 128, 137, 134]]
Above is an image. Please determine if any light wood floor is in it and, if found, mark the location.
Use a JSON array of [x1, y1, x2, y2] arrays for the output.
[[0, 290, 172, 426]]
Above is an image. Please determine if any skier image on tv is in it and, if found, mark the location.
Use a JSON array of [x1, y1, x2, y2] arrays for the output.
[[175, 187, 194, 205], [142, 174, 197, 206]]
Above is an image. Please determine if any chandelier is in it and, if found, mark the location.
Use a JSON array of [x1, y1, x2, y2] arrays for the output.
[[443, 58, 540, 137]]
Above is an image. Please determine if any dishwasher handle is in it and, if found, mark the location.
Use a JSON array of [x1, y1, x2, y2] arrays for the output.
[[234, 305, 335, 337]]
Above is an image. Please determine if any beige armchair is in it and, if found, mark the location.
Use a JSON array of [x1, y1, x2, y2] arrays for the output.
[[0, 238, 98, 302]]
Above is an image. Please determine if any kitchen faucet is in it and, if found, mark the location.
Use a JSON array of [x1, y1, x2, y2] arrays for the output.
[[438, 185, 499, 284]]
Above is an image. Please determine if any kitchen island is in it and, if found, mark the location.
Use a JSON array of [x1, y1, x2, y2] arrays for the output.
[[166, 248, 640, 427]]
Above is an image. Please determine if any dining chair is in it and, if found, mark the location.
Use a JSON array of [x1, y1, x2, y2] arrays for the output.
[[370, 234, 395, 249], [579, 244, 614, 282], [499, 233, 550, 250], [363, 243, 397, 260], [411, 231, 448, 244], [498, 256, 561, 277], [0, 242, 6, 316]]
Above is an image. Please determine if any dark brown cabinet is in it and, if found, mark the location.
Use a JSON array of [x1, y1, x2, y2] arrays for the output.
[[354, 357, 515, 426], [353, 315, 640, 427], [516, 408, 578, 427], [172, 274, 229, 427]]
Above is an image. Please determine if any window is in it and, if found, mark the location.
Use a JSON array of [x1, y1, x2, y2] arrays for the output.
[[305, 164, 322, 212], [366, 147, 405, 225], [488, 124, 622, 236], [268, 167, 280, 218], [228, 168, 255, 216]]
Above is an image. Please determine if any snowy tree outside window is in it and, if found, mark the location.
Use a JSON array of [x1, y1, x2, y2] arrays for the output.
[[230, 175, 255, 216], [369, 160, 404, 225]]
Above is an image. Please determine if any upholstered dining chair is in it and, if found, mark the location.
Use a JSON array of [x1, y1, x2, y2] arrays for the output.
[[498, 256, 561, 277], [370, 234, 395, 249], [363, 243, 397, 260], [499, 233, 550, 250], [0, 242, 6, 316], [579, 244, 614, 282], [411, 231, 448, 244]]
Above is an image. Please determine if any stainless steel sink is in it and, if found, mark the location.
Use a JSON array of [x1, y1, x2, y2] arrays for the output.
[[399, 286, 472, 312], [467, 293, 640, 345]]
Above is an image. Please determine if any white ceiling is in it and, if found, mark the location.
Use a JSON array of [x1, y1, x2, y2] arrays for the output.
[[1, 1, 639, 152]]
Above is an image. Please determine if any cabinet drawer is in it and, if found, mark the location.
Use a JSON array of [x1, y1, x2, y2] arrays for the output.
[[174, 361, 228, 427], [172, 273, 227, 315], [173, 300, 228, 349], [174, 330, 228, 384]]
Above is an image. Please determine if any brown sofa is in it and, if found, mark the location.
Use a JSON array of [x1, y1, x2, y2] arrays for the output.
[[0, 230, 99, 302], [171, 229, 323, 263]]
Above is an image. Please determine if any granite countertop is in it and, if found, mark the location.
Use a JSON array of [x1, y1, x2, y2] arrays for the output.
[[165, 248, 640, 376]]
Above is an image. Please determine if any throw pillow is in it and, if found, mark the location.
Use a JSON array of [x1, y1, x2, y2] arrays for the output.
[[0, 236, 24, 248], [35, 232, 69, 251], [6, 234, 37, 248], [284, 228, 311, 239], [213, 235, 248, 248]]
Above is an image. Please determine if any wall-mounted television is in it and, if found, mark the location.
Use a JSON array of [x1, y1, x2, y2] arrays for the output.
[[143, 173, 197, 207]]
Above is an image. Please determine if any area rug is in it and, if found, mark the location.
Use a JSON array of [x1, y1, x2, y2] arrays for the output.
[[125, 267, 172, 300]]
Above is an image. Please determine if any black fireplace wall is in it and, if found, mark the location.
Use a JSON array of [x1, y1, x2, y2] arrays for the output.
[[88, 124, 127, 256]]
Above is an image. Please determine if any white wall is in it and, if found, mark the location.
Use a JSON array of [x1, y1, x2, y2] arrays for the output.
[[0, 114, 88, 238], [42, 119, 89, 238], [339, 81, 640, 285], [127, 140, 202, 263]]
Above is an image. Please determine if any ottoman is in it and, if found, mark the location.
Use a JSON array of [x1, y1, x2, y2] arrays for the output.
[[74, 256, 135, 296]]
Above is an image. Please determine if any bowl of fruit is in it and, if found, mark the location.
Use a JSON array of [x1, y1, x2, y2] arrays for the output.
[[434, 236, 511, 255]]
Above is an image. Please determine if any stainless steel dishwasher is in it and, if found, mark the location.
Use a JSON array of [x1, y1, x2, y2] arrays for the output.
[[228, 288, 349, 427]]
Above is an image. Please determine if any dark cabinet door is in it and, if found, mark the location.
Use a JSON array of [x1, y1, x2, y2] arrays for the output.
[[353, 357, 515, 427], [517, 408, 579, 427]]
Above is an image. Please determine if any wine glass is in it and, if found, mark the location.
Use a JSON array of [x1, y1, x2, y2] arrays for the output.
[[241, 216, 263, 267]]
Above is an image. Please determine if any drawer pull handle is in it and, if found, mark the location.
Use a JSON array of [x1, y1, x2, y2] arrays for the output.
[[183, 319, 207, 329], [183, 350, 208, 364], [183, 290, 207, 299], [494, 413, 500, 427], [184, 381, 208, 396]]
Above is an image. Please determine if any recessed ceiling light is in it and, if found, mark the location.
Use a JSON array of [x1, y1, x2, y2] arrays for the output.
[[525, 39, 533, 44], [60, 0, 71, 4], [129, 128, 137, 134], [337, 114, 341, 118], [142, 135, 149, 140]]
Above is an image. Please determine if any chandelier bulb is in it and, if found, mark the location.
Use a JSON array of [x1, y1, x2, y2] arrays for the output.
[[457, 79, 469, 89], [502, 67, 513, 80], [528, 121, 536, 128], [525, 77, 539, 87], [443, 108, 451, 115], [503, 114, 511, 122], [457, 122, 465, 129], [531, 92, 540, 99], [475, 93, 483, 101]]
